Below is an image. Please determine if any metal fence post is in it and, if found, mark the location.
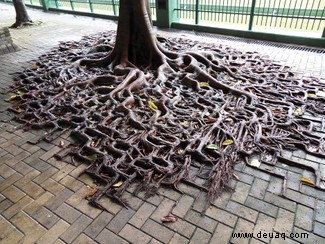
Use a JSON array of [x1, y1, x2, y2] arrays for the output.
[[323, 27, 325, 38], [195, 0, 199, 25], [248, 0, 257, 31], [112, 0, 117, 16]]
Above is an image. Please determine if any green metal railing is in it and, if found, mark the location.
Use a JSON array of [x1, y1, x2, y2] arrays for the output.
[[45, 0, 157, 20], [174, 0, 325, 36]]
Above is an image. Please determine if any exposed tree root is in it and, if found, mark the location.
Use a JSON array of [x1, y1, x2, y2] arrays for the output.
[[6, 31, 325, 212]]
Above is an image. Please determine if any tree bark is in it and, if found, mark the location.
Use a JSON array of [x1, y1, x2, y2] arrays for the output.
[[110, 0, 164, 68], [11, 0, 33, 28]]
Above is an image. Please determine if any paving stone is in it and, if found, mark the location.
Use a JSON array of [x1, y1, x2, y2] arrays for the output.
[[0, 173, 22, 192], [210, 223, 233, 244], [189, 228, 211, 244], [231, 218, 255, 244], [23, 191, 54, 215], [5, 151, 30, 167], [172, 194, 194, 218], [286, 171, 302, 191], [72, 233, 97, 244], [119, 224, 152, 243], [95, 228, 128, 244], [151, 197, 175, 222], [250, 238, 265, 244], [51, 164, 77, 182], [21, 181, 45, 199], [243, 166, 271, 181], [315, 200, 325, 223], [233, 170, 254, 184], [0, 164, 15, 178], [285, 189, 315, 208], [301, 185, 325, 201], [274, 208, 295, 236], [33, 167, 59, 184], [107, 207, 135, 234], [226, 201, 258, 223], [14, 169, 40, 189], [270, 238, 300, 244], [59, 175, 83, 192], [206, 206, 238, 227], [231, 182, 251, 204], [39, 145, 62, 161], [245, 196, 278, 217], [60, 214, 92, 243], [159, 185, 182, 201], [313, 221, 325, 238], [295, 204, 313, 231], [142, 219, 174, 243], [267, 175, 283, 194], [30, 206, 60, 229], [2, 195, 33, 219], [84, 211, 113, 238], [54, 203, 81, 224], [0, 199, 13, 213], [264, 192, 297, 212], [253, 213, 276, 243], [129, 202, 156, 228], [41, 178, 65, 195], [11, 161, 33, 176], [212, 191, 232, 209], [165, 218, 196, 239], [1, 185, 26, 203], [184, 209, 217, 233], [249, 178, 269, 199], [121, 191, 143, 210], [37, 219, 70, 243], [169, 233, 189, 244], [74, 198, 102, 219], [45, 188, 74, 211], [292, 227, 323, 244]]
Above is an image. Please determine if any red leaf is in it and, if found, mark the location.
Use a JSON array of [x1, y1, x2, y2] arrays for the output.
[[161, 215, 177, 223]]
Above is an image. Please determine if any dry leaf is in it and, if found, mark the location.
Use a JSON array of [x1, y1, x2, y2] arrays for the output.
[[301, 177, 315, 186], [87, 188, 97, 197], [273, 109, 283, 114], [113, 181, 123, 187], [16, 90, 25, 95], [206, 144, 218, 150], [148, 101, 158, 110], [161, 215, 177, 223], [204, 118, 217, 123], [307, 93, 316, 98], [294, 108, 302, 116], [59, 140, 65, 148], [86, 154, 97, 160], [179, 121, 189, 126], [222, 139, 234, 146], [200, 82, 209, 86], [17, 107, 24, 113], [233, 173, 239, 181], [10, 95, 17, 100]]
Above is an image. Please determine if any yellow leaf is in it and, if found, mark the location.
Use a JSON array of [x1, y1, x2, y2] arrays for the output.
[[222, 139, 234, 146], [86, 154, 97, 160], [294, 108, 302, 116], [16, 90, 25, 95], [180, 121, 189, 126], [301, 177, 315, 186], [148, 101, 158, 110], [206, 144, 218, 150], [113, 181, 123, 187], [33, 65, 40, 69], [273, 109, 283, 114], [17, 107, 24, 113], [307, 93, 316, 98], [10, 95, 17, 100], [200, 82, 209, 86]]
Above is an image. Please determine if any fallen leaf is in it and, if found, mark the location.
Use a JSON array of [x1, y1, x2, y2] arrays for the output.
[[17, 107, 24, 113], [301, 177, 315, 186], [206, 144, 218, 150], [233, 173, 239, 180], [86, 154, 97, 160], [200, 82, 209, 86], [113, 181, 123, 187], [161, 215, 177, 223], [179, 121, 189, 126], [87, 188, 97, 197], [148, 101, 158, 110], [204, 118, 217, 123], [222, 139, 234, 146], [16, 90, 25, 95], [59, 140, 65, 148], [307, 93, 316, 98], [273, 109, 283, 114], [10, 95, 17, 100], [294, 108, 303, 116], [249, 158, 261, 167]]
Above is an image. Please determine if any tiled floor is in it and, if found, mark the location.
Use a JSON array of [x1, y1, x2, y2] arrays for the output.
[[1, 3, 325, 244]]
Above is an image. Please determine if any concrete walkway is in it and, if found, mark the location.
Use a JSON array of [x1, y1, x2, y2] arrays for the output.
[[1, 3, 325, 244]]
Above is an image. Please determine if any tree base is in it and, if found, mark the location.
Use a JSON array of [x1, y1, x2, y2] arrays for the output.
[[7, 31, 325, 212], [10, 20, 33, 28]]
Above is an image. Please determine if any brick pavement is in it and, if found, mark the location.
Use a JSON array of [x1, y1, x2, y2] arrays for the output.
[[1, 3, 325, 244]]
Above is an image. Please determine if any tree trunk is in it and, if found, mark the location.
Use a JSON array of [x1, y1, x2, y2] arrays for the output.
[[110, 0, 164, 68], [11, 0, 33, 28]]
